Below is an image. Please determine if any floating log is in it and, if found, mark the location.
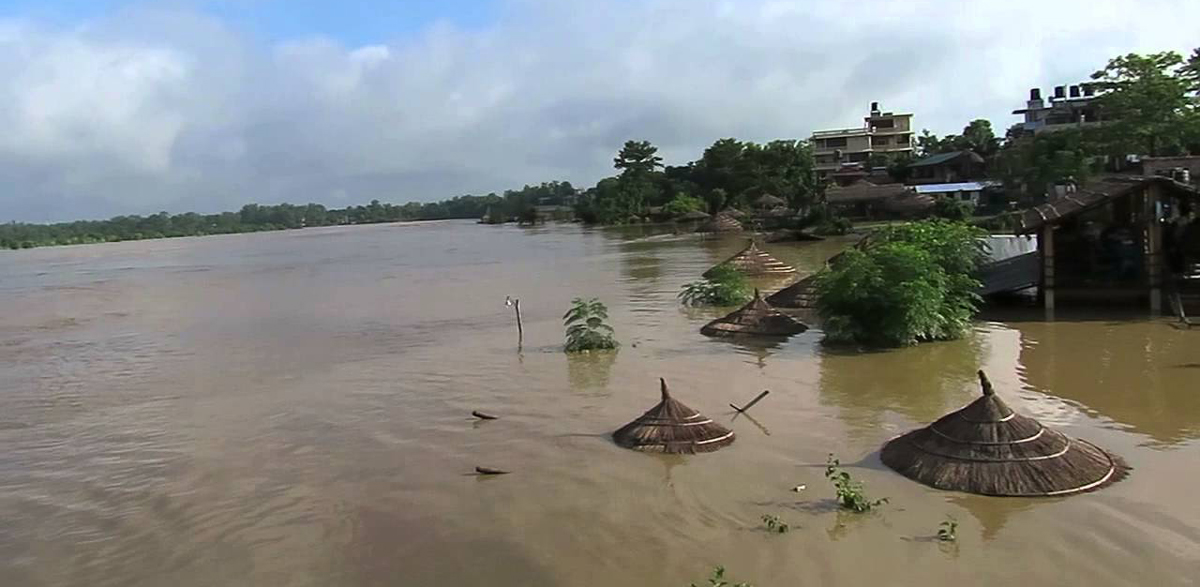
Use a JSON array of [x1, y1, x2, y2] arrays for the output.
[[730, 390, 770, 413], [475, 466, 510, 475], [472, 410, 499, 420]]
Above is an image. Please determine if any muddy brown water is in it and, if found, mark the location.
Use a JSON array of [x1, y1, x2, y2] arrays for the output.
[[1, 221, 1197, 586]]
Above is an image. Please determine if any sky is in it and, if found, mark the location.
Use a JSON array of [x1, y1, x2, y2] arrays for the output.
[[0, 0, 1198, 222]]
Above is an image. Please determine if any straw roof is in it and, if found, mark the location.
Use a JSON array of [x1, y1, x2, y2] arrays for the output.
[[724, 208, 748, 219], [703, 240, 796, 278], [700, 289, 808, 338], [755, 193, 787, 208], [675, 210, 711, 221], [612, 378, 735, 454], [880, 371, 1127, 497], [695, 213, 744, 233]]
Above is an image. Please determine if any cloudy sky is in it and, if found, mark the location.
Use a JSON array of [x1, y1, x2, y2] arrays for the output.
[[1, 0, 1197, 221]]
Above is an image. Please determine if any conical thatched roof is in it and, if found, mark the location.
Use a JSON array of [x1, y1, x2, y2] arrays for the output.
[[724, 208, 748, 219], [675, 210, 711, 221], [703, 240, 796, 278], [755, 194, 787, 208], [612, 379, 735, 454], [880, 371, 1127, 497], [695, 213, 743, 233], [700, 289, 808, 338]]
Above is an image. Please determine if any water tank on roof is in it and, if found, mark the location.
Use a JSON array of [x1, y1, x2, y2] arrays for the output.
[[1069, 85, 1080, 98], [1029, 88, 1041, 101], [1053, 86, 1065, 99]]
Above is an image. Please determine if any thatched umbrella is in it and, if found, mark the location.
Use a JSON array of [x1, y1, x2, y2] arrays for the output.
[[695, 213, 743, 233], [880, 371, 1127, 497], [724, 208, 748, 219], [703, 240, 796, 278], [612, 378, 735, 454], [675, 210, 711, 221], [755, 194, 787, 209], [700, 289, 808, 338]]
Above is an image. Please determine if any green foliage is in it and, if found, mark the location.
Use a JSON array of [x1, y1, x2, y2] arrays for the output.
[[815, 220, 986, 347], [662, 194, 707, 217], [0, 181, 581, 250], [614, 140, 664, 177], [917, 120, 999, 159], [937, 516, 958, 542], [678, 264, 752, 307], [1090, 50, 1199, 157], [996, 129, 1098, 199], [824, 455, 888, 513], [563, 298, 619, 353], [814, 216, 853, 236], [690, 566, 752, 587], [760, 514, 790, 533], [932, 197, 974, 221]]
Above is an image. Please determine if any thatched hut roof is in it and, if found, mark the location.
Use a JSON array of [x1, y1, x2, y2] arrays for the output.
[[700, 289, 808, 338], [755, 194, 787, 209], [612, 378, 735, 454], [703, 240, 796, 278], [695, 213, 744, 233], [880, 371, 1127, 497], [724, 208, 748, 219], [675, 210, 711, 221]]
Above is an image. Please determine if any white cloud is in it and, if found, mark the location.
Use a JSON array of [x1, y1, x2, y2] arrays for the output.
[[0, 0, 1197, 221]]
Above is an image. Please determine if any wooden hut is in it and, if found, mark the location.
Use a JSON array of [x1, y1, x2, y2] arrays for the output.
[[700, 289, 808, 338], [695, 213, 744, 233], [703, 240, 796, 278], [880, 371, 1126, 497], [612, 379, 734, 454], [1016, 175, 1200, 314]]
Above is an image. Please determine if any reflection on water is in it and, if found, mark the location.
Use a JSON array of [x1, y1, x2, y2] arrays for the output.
[[1, 222, 1198, 587]]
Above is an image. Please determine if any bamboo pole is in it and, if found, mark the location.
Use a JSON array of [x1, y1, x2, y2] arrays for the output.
[[731, 390, 770, 413]]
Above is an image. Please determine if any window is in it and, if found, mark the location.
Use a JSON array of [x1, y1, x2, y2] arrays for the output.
[[871, 136, 889, 146], [871, 119, 895, 129], [847, 152, 870, 162], [823, 137, 848, 148]]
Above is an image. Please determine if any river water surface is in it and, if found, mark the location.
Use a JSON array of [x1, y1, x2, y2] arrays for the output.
[[1, 221, 1197, 586]]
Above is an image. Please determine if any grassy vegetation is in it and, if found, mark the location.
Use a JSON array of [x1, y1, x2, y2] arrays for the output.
[[825, 455, 888, 513], [760, 514, 790, 534], [690, 566, 753, 587]]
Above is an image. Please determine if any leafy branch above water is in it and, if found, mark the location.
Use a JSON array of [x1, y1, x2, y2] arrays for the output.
[[690, 566, 753, 587], [563, 298, 619, 352], [679, 264, 752, 307], [825, 454, 888, 513]]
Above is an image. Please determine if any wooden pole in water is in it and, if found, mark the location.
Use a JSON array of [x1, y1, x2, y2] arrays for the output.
[[514, 299, 523, 345], [731, 390, 770, 413]]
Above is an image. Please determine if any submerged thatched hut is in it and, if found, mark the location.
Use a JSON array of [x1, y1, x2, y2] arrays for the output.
[[675, 210, 711, 222], [703, 240, 796, 278], [754, 194, 787, 210], [880, 371, 1127, 497], [700, 289, 808, 338], [695, 213, 744, 233], [612, 378, 735, 454]]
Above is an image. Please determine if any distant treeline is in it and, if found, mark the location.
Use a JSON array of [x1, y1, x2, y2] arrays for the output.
[[0, 181, 576, 249]]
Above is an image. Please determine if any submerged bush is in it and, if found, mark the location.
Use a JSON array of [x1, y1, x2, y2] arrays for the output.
[[814, 220, 986, 347], [825, 455, 888, 513], [563, 298, 619, 352], [932, 197, 974, 221], [690, 566, 752, 587], [678, 264, 752, 306], [662, 194, 707, 217]]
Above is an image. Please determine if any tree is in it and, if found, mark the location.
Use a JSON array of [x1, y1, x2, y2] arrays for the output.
[[1090, 50, 1199, 156], [959, 119, 999, 159], [996, 128, 1096, 199], [814, 220, 987, 347], [613, 140, 663, 177]]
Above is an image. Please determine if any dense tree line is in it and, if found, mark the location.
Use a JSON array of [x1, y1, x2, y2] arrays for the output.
[[0, 181, 576, 249], [574, 138, 820, 224]]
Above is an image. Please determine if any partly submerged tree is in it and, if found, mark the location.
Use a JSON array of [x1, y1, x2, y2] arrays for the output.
[[815, 220, 987, 347], [563, 298, 619, 352], [678, 264, 752, 307]]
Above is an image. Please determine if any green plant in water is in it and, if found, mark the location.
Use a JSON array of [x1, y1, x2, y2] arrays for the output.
[[760, 514, 790, 533], [937, 515, 958, 542], [678, 264, 752, 307], [824, 454, 888, 513], [563, 298, 619, 352], [814, 219, 987, 347], [690, 566, 752, 587]]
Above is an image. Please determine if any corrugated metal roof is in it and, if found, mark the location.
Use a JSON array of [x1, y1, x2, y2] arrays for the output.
[[908, 150, 985, 167], [913, 181, 999, 194], [1016, 175, 1200, 234]]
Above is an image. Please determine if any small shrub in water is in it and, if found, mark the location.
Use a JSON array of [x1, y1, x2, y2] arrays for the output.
[[691, 566, 752, 587], [678, 264, 752, 307], [563, 298, 619, 352], [760, 514, 790, 534], [937, 516, 958, 542], [824, 454, 888, 513]]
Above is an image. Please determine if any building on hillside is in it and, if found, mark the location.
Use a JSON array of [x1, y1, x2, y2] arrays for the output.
[[907, 151, 986, 185], [1012, 85, 1104, 135], [811, 102, 914, 180], [912, 181, 1000, 207]]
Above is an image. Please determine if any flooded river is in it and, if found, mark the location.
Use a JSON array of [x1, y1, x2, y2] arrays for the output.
[[1, 221, 1197, 586]]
